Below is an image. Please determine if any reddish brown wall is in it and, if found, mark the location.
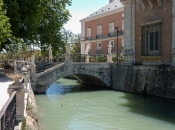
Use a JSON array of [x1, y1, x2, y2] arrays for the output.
[[85, 39, 122, 55], [135, 0, 172, 63], [84, 11, 124, 55], [85, 11, 123, 38]]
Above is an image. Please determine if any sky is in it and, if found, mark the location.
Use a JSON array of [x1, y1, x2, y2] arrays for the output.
[[63, 0, 109, 34]]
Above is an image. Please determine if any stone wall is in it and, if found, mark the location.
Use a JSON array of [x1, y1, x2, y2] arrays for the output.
[[112, 65, 175, 99], [26, 84, 41, 130], [135, 0, 173, 64]]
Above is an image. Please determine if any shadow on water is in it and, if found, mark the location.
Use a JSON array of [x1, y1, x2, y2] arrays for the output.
[[120, 92, 175, 124], [46, 79, 111, 95]]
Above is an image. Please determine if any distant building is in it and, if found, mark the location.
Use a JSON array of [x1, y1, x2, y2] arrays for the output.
[[121, 0, 175, 65], [80, 0, 124, 55]]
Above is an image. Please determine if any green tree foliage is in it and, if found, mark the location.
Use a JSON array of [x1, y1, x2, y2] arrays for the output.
[[70, 34, 81, 53], [62, 29, 74, 44], [2, 0, 45, 51], [61, 29, 81, 54], [1, 0, 72, 55], [0, 0, 11, 49], [37, 0, 72, 56]]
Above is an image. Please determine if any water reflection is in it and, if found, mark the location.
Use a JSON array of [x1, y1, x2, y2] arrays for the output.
[[120, 93, 175, 124]]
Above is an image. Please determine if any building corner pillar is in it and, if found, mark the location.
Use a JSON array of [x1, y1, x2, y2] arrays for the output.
[[122, 0, 135, 65], [171, 0, 175, 66]]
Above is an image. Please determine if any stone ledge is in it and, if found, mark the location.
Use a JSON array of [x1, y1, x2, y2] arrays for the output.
[[141, 56, 162, 64]]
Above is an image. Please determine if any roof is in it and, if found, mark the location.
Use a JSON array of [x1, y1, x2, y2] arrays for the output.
[[80, 0, 123, 21]]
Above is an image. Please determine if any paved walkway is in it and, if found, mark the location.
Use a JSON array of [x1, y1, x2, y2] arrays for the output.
[[0, 73, 14, 110]]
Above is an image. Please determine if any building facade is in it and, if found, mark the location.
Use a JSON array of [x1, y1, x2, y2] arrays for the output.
[[80, 0, 124, 56], [121, 0, 175, 65]]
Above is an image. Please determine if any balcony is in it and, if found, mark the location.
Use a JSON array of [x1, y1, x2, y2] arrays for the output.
[[86, 37, 92, 40], [108, 32, 115, 37], [96, 34, 102, 39], [96, 49, 102, 54], [82, 30, 124, 41]]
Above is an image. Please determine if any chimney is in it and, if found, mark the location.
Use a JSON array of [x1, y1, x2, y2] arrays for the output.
[[109, 0, 114, 3]]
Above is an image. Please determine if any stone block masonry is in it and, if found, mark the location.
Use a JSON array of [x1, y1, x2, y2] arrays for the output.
[[112, 65, 175, 99]]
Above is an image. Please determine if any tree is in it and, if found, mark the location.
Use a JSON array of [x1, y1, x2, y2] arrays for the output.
[[0, 0, 11, 50], [1, 0, 72, 55], [62, 29, 74, 44], [1, 0, 45, 51], [36, 0, 72, 55], [61, 29, 81, 54], [70, 34, 81, 53]]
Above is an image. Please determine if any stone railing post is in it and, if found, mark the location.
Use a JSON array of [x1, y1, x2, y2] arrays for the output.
[[85, 54, 89, 63], [65, 43, 71, 62], [6, 73, 25, 122], [21, 64, 30, 93], [107, 54, 113, 63], [65, 53, 71, 62]]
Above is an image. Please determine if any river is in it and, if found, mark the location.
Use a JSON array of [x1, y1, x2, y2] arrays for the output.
[[35, 78, 175, 130]]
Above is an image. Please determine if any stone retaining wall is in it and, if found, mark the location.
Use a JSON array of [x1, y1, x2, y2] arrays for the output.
[[113, 65, 175, 99]]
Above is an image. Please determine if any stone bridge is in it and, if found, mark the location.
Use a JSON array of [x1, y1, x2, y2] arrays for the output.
[[31, 62, 112, 93], [2, 59, 175, 99]]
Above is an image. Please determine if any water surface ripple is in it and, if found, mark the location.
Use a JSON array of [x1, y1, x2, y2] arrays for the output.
[[35, 78, 175, 130]]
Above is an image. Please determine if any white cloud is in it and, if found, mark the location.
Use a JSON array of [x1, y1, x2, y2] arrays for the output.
[[64, 13, 88, 34]]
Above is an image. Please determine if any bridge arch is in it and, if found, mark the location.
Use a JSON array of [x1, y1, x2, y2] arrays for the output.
[[32, 63, 112, 93]]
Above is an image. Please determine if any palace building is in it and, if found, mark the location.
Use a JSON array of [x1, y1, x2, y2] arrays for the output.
[[80, 0, 124, 55], [121, 0, 175, 65]]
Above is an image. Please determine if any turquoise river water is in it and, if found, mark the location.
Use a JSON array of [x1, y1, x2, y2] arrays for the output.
[[35, 78, 175, 130]]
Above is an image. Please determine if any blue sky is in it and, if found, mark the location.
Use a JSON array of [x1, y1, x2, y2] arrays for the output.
[[64, 0, 109, 34]]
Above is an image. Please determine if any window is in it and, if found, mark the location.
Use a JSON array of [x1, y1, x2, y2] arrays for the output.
[[87, 28, 91, 38], [97, 25, 102, 38], [97, 42, 102, 49], [141, 24, 161, 56], [98, 28, 101, 35], [109, 22, 114, 36]]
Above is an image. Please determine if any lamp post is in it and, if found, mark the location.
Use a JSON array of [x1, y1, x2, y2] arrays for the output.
[[115, 26, 119, 64]]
